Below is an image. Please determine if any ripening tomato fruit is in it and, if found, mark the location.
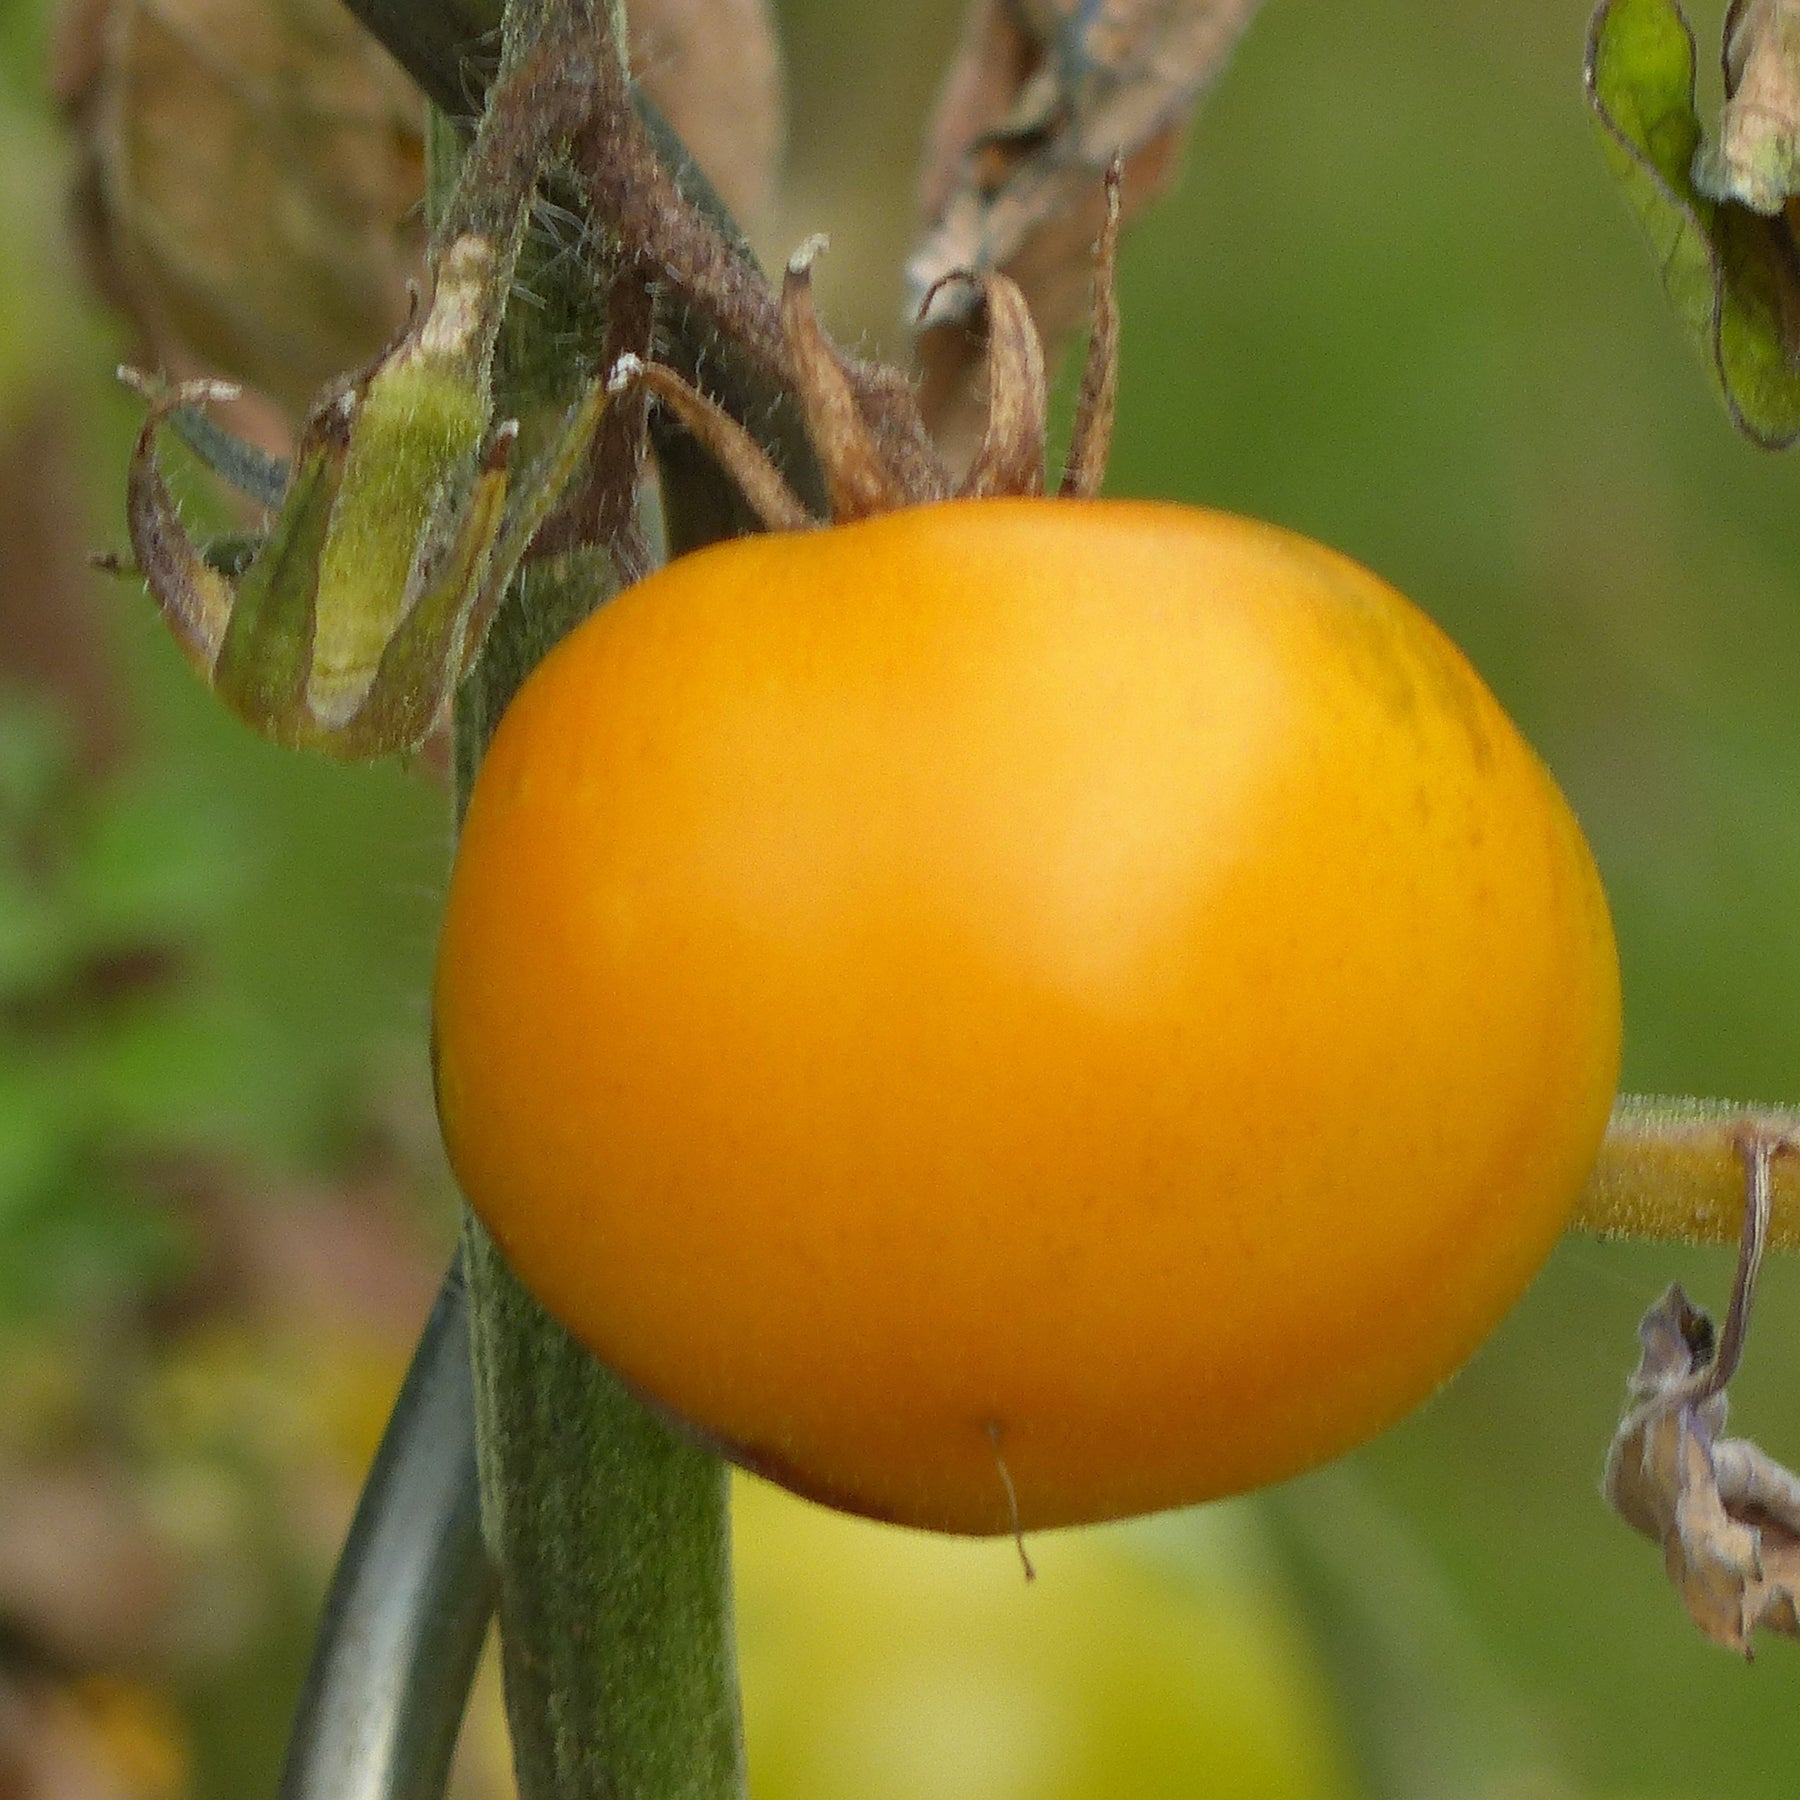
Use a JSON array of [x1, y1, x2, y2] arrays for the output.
[[433, 498, 1621, 1533]]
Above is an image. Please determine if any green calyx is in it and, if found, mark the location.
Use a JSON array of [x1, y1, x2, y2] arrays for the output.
[[117, 141, 601, 762]]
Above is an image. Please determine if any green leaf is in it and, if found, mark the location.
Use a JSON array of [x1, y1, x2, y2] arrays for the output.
[[0, 1167, 188, 1324], [1587, 0, 1800, 446], [78, 1001, 247, 1146], [0, 1035, 196, 1326], [70, 767, 242, 951], [0, 697, 73, 829], [1713, 201, 1800, 443], [0, 869, 78, 1000], [0, 1056, 78, 1218], [1259, 1472, 1578, 1800], [1587, 0, 1714, 327]]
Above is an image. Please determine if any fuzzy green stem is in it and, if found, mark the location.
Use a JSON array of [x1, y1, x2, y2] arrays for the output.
[[454, 560, 745, 1800], [461, 1216, 742, 1800], [1575, 1093, 1800, 1250], [439, 2, 745, 1794]]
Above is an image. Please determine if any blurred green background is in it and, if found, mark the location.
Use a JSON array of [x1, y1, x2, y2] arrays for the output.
[[2, 0, 1797, 1796]]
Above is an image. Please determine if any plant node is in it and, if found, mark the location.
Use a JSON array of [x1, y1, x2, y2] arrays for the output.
[[609, 162, 1126, 530]]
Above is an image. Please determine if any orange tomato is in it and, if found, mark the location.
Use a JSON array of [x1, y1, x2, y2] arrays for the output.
[[433, 498, 1621, 1532]]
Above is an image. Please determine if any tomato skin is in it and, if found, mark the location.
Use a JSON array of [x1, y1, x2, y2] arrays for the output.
[[434, 498, 1621, 1533]]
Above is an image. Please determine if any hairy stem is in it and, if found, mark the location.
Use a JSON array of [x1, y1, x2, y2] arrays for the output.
[[345, 0, 822, 527], [1577, 1094, 1800, 1251], [439, 4, 745, 1795]]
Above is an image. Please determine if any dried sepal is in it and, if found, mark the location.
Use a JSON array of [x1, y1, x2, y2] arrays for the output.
[[618, 207, 1128, 526], [1060, 162, 1124, 499], [1695, 0, 1800, 213], [1604, 1130, 1800, 1654], [118, 370, 242, 680], [610, 357, 814, 535], [781, 239, 907, 521], [926, 272, 1047, 499], [781, 242, 947, 521]]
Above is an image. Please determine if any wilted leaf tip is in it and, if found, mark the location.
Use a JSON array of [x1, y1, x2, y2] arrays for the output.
[[911, 0, 1264, 467], [1587, 0, 1800, 446], [1694, 0, 1800, 215], [1604, 1131, 1800, 1655]]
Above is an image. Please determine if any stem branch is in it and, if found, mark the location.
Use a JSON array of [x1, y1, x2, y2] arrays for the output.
[[1576, 1094, 1800, 1250]]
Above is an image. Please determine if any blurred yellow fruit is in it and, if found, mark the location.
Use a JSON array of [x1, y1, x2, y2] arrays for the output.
[[731, 1473, 1358, 1800]]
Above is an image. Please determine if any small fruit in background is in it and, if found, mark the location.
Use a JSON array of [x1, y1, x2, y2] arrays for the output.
[[732, 1473, 1357, 1800]]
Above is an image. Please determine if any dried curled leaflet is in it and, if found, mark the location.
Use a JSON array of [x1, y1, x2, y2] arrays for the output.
[[1605, 1131, 1800, 1655]]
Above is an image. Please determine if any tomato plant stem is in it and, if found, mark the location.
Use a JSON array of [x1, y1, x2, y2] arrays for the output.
[[439, 3, 748, 1793], [346, 0, 823, 537], [457, 575, 747, 1797], [1576, 1094, 1800, 1250], [462, 1222, 743, 1800]]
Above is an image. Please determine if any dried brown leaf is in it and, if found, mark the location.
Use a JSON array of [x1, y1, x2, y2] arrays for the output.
[[1696, 0, 1800, 212], [630, 0, 783, 224], [54, 0, 427, 421], [917, 0, 1038, 229], [1602, 1133, 1800, 1653], [54, 0, 782, 428], [911, 0, 1265, 465], [1605, 1283, 1800, 1653]]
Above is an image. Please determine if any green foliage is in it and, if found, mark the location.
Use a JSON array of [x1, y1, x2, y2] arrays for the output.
[[0, 697, 243, 1321], [1587, 0, 1800, 446]]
